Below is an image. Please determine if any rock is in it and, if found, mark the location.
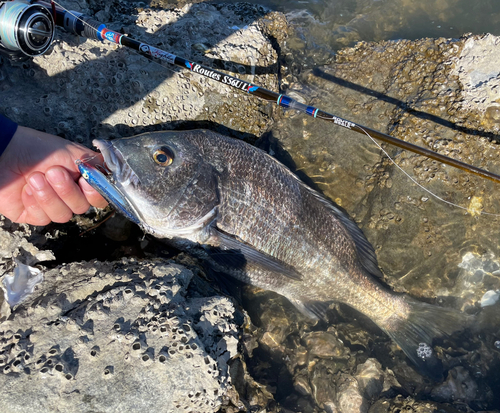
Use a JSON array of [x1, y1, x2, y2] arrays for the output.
[[101, 213, 133, 241], [270, 34, 500, 304], [0, 219, 55, 266], [355, 358, 385, 400], [309, 363, 338, 412], [431, 366, 478, 403], [454, 251, 500, 310], [0, 259, 240, 412], [451, 34, 500, 127], [368, 395, 465, 413], [304, 330, 349, 360], [0, 1, 284, 145], [336, 374, 369, 413]]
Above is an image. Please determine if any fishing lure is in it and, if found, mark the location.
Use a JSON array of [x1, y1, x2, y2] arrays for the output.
[[76, 160, 141, 225]]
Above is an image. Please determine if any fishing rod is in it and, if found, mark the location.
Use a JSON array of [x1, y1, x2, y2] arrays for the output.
[[2, 0, 500, 184]]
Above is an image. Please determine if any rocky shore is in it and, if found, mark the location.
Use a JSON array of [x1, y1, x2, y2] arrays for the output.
[[1, 1, 500, 412]]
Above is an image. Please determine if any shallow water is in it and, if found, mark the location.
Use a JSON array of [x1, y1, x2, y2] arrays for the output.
[[2, 0, 500, 411], [222, 0, 500, 54], [212, 1, 500, 410]]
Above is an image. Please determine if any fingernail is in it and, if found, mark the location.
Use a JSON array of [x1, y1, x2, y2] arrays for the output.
[[24, 185, 33, 196], [46, 168, 66, 185], [28, 174, 46, 191]]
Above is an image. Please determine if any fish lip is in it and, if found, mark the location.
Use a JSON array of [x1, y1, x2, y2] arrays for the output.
[[93, 139, 140, 187], [92, 139, 144, 224]]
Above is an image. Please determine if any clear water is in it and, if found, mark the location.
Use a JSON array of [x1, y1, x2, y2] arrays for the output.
[[2, 0, 500, 410], [222, 0, 500, 52], [209, 1, 500, 409]]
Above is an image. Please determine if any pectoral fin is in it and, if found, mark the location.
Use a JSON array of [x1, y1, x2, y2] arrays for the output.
[[206, 227, 303, 281]]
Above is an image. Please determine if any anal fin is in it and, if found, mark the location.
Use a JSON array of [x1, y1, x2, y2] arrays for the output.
[[288, 298, 332, 321]]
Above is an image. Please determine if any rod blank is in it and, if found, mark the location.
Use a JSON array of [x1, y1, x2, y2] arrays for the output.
[[48, 2, 500, 184]]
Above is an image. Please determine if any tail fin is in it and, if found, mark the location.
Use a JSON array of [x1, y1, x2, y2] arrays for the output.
[[381, 298, 469, 380]]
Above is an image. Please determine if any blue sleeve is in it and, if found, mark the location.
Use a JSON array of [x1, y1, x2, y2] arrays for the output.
[[0, 114, 18, 157]]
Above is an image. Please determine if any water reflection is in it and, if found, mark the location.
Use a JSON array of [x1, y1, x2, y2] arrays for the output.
[[220, 0, 500, 66]]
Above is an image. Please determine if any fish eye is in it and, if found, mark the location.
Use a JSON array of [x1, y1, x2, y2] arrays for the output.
[[153, 147, 174, 166]]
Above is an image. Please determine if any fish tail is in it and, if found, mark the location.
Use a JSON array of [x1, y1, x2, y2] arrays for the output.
[[381, 298, 469, 380]]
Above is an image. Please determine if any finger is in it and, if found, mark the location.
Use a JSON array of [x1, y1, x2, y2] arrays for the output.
[[20, 185, 51, 226], [79, 177, 108, 209], [27, 172, 73, 223], [46, 166, 90, 215]]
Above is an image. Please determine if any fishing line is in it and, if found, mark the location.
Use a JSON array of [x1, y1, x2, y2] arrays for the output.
[[0, 2, 26, 50], [36, 0, 500, 186], [358, 126, 500, 217], [10, 0, 499, 217], [78, 154, 100, 163]]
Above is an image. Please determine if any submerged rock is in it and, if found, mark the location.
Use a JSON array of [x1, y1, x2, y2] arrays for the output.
[[355, 358, 385, 400], [1, 0, 500, 411], [431, 366, 478, 403], [272, 33, 500, 303]]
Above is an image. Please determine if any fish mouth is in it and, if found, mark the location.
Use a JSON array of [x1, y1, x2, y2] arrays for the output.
[[93, 140, 140, 187], [91, 139, 143, 225]]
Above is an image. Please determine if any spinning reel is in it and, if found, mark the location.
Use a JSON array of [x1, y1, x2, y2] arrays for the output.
[[0, 0, 97, 61], [0, 0, 55, 60]]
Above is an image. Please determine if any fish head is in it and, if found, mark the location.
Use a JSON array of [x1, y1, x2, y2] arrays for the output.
[[93, 131, 219, 238]]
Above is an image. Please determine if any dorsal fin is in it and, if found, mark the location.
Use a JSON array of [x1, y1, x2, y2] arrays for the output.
[[301, 184, 384, 279]]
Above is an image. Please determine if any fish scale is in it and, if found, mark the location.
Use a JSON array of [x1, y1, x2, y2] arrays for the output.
[[216, 142, 367, 300], [87, 129, 468, 379]]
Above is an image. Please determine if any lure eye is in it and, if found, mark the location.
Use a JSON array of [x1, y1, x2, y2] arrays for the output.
[[153, 147, 174, 166]]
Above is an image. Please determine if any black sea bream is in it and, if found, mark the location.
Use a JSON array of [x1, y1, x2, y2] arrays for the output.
[[86, 129, 466, 378]]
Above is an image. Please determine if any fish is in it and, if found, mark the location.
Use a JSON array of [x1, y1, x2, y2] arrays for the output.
[[79, 129, 467, 379]]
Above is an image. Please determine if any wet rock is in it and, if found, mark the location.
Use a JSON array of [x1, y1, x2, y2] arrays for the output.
[[293, 375, 312, 396], [248, 289, 302, 355], [454, 251, 500, 310], [451, 34, 500, 129], [355, 358, 385, 400], [304, 330, 350, 360], [430, 366, 478, 403], [368, 395, 465, 413], [271, 34, 500, 305], [0, 259, 240, 412], [336, 374, 369, 413], [309, 363, 338, 412]]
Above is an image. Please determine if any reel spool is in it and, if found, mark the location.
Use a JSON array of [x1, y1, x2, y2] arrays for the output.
[[0, 1, 55, 59]]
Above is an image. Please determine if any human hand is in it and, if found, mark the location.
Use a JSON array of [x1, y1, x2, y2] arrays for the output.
[[0, 126, 108, 225]]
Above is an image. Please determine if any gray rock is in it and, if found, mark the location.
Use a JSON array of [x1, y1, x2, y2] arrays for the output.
[[336, 374, 369, 413], [0, 218, 55, 267], [355, 358, 385, 400], [431, 366, 478, 403], [0, 259, 239, 412], [0, 2, 284, 145]]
